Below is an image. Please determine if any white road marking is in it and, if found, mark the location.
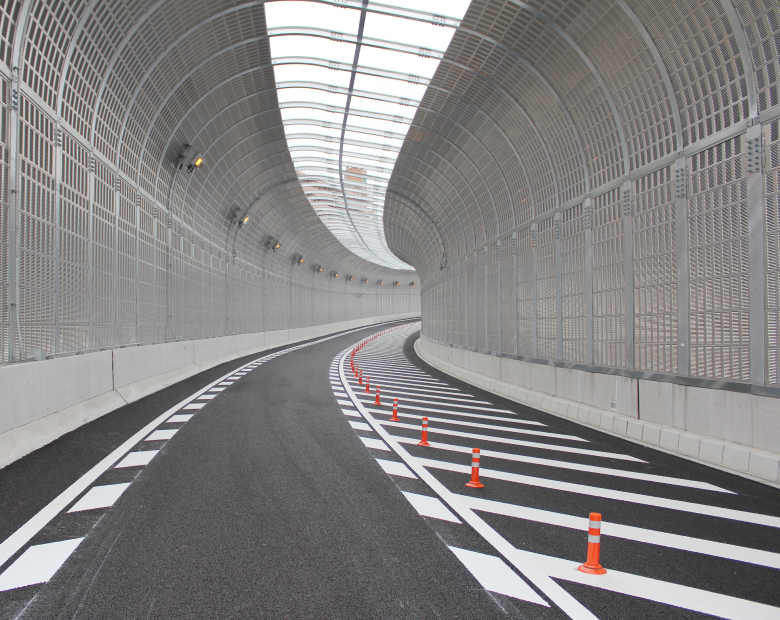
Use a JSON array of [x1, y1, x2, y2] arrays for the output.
[[168, 414, 194, 423], [350, 376, 460, 392], [416, 458, 780, 528], [383, 419, 585, 443], [67, 483, 131, 513], [183, 403, 205, 410], [217, 382, 234, 386], [392, 437, 728, 492], [114, 450, 159, 468], [375, 459, 416, 479], [520, 547, 780, 620], [196, 394, 217, 400], [360, 389, 492, 405], [341, 409, 362, 418], [337, 399, 353, 407], [359, 397, 524, 417], [145, 429, 178, 441], [448, 546, 548, 605], [372, 411, 567, 439], [349, 421, 373, 432], [0, 539, 84, 592], [208, 387, 226, 392], [402, 492, 461, 523], [459, 495, 780, 570], [360, 437, 391, 451]]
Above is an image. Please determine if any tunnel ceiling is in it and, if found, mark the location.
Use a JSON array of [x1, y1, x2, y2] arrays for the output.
[[384, 0, 776, 284], [0, 0, 419, 286]]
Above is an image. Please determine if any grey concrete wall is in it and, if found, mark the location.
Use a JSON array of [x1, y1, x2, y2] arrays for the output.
[[0, 314, 418, 470], [417, 336, 780, 486]]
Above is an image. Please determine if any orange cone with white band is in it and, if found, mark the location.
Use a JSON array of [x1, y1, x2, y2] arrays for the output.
[[358, 371, 363, 385], [365, 377, 371, 393], [578, 513, 607, 574], [465, 448, 485, 488], [375, 386, 381, 405], [417, 417, 430, 446], [390, 398, 399, 421]]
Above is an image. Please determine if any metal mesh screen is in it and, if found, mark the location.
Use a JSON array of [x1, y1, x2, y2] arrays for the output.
[[689, 136, 750, 381], [634, 167, 678, 373], [536, 217, 557, 359], [765, 119, 780, 384], [516, 227, 533, 356], [561, 203, 586, 362]]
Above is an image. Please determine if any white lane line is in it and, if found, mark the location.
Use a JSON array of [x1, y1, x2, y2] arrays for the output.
[[448, 546, 547, 605], [339, 349, 599, 619], [360, 437, 391, 451], [349, 376, 460, 392], [392, 437, 729, 493], [386, 425, 638, 461], [383, 419, 585, 442], [196, 394, 217, 400], [357, 395, 518, 415], [342, 409, 362, 418], [145, 429, 178, 441], [376, 459, 417, 478], [208, 387, 226, 392], [168, 414, 194, 423], [459, 495, 780, 570], [349, 421, 373, 432], [0, 539, 84, 592], [67, 483, 131, 513], [523, 547, 780, 620], [362, 388, 491, 405], [402, 492, 461, 523], [417, 458, 780, 528], [183, 403, 205, 410], [363, 404, 539, 426], [217, 382, 234, 386], [115, 450, 159, 468]]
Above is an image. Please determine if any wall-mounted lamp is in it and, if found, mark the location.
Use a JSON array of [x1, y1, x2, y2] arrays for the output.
[[178, 144, 203, 173], [393, 281, 399, 286], [294, 254, 304, 265], [410, 282, 416, 286], [378, 280, 384, 285], [333, 271, 339, 278], [266, 237, 281, 252], [347, 275, 354, 281], [362, 278, 368, 284], [313, 264, 323, 273]]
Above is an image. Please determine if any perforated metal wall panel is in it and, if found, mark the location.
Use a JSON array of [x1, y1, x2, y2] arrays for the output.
[[516, 227, 533, 356], [689, 137, 750, 381], [767, 120, 780, 385], [536, 217, 557, 359], [593, 188, 626, 368], [561, 204, 586, 362], [633, 168, 677, 373]]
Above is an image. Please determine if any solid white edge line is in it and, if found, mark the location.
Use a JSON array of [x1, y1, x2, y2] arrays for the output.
[[337, 347, 599, 620], [0, 321, 400, 572]]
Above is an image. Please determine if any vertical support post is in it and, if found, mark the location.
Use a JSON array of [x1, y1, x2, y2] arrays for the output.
[[484, 246, 488, 352], [53, 122, 62, 354], [113, 173, 120, 346], [623, 181, 634, 370], [747, 122, 766, 385], [8, 68, 19, 362], [512, 233, 518, 356], [497, 240, 501, 353], [152, 202, 158, 342], [87, 152, 95, 349], [675, 156, 690, 376], [584, 198, 593, 365], [473, 250, 477, 349], [134, 190, 140, 343], [554, 213, 562, 360], [531, 223, 538, 357]]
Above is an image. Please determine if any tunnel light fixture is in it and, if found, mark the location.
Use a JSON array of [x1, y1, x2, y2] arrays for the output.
[[178, 144, 203, 173], [378, 280, 384, 285], [333, 271, 339, 278], [410, 282, 416, 286], [362, 278, 368, 284], [348, 275, 354, 281], [393, 281, 399, 286], [313, 264, 323, 273], [266, 237, 281, 252], [294, 254, 304, 265]]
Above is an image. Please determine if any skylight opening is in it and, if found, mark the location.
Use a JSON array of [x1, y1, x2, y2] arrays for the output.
[[266, 0, 471, 269]]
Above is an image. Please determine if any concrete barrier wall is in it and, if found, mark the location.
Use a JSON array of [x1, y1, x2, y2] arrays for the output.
[[0, 314, 418, 469], [416, 336, 780, 486]]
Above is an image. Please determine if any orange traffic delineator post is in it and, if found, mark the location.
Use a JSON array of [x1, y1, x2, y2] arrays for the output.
[[465, 448, 485, 488], [578, 513, 607, 574], [375, 386, 381, 405], [365, 377, 371, 393], [358, 371, 363, 385], [418, 417, 430, 446], [390, 398, 399, 421]]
